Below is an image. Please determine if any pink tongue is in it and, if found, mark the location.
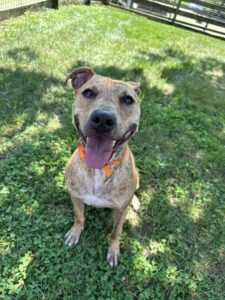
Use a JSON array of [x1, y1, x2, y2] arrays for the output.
[[85, 136, 113, 169]]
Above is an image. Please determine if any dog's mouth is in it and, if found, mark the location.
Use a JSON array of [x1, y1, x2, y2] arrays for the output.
[[74, 116, 137, 169]]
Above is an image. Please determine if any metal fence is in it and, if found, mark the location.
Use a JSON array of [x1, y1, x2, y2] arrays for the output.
[[0, 0, 57, 20], [0, 0, 46, 10], [112, 0, 225, 39], [0, 0, 224, 39]]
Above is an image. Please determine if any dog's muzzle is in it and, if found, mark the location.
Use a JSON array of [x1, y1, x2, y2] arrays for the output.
[[90, 110, 117, 134], [73, 114, 137, 169]]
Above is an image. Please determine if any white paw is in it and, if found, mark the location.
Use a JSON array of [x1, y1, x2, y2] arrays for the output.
[[107, 244, 120, 267], [64, 225, 83, 247]]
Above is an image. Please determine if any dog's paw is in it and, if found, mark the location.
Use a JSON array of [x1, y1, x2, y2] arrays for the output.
[[131, 195, 140, 211], [64, 225, 83, 247], [107, 243, 120, 267]]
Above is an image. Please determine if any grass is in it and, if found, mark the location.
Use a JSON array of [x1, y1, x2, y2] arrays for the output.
[[0, 4, 225, 299]]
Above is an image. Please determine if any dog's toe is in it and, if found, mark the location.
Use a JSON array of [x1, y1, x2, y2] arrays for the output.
[[64, 225, 82, 247], [107, 253, 118, 267], [107, 244, 120, 267]]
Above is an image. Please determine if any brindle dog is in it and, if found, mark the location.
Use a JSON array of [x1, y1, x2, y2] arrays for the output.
[[64, 67, 141, 267]]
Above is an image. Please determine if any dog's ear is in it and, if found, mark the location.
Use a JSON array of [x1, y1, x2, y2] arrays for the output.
[[127, 81, 141, 96], [64, 67, 95, 89]]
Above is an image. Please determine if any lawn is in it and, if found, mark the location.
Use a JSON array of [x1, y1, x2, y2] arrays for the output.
[[0, 4, 225, 299]]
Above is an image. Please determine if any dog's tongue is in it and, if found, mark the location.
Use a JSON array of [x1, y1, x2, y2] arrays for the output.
[[85, 136, 113, 169]]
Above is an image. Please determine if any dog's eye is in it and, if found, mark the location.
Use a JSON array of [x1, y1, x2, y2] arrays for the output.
[[82, 89, 95, 98], [121, 95, 134, 105]]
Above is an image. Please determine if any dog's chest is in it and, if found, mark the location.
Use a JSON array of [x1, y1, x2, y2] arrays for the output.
[[76, 168, 114, 208]]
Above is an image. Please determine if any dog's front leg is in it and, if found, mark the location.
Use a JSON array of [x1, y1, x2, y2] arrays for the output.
[[65, 196, 84, 247], [107, 206, 129, 267]]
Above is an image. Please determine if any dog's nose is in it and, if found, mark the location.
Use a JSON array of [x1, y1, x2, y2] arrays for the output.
[[91, 110, 116, 133]]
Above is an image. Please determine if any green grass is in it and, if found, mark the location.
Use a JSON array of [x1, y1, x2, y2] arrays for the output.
[[0, 4, 225, 299]]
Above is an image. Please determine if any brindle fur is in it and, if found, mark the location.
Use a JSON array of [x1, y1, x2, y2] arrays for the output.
[[64, 67, 140, 267]]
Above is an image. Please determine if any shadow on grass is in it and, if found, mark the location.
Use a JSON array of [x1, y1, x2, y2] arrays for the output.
[[1, 46, 225, 298], [126, 47, 225, 295], [0, 69, 71, 129]]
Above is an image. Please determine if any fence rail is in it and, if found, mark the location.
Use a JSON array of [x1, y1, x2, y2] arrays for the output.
[[113, 0, 225, 39]]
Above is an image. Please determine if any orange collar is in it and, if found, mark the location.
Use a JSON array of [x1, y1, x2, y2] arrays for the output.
[[77, 142, 128, 176]]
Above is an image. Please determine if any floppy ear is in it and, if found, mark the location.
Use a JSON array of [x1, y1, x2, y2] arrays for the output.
[[64, 67, 95, 89], [127, 81, 141, 96]]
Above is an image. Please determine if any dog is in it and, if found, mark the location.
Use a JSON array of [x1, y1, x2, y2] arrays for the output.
[[64, 67, 141, 267]]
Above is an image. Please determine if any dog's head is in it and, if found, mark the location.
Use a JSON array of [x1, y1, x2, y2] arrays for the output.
[[64, 67, 141, 169]]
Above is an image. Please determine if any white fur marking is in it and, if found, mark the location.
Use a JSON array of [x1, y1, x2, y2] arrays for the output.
[[82, 194, 112, 208]]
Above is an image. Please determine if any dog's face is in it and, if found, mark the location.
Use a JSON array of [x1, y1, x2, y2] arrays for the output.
[[65, 67, 141, 169]]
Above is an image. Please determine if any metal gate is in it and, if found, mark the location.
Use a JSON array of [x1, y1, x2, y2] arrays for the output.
[[113, 0, 225, 39]]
